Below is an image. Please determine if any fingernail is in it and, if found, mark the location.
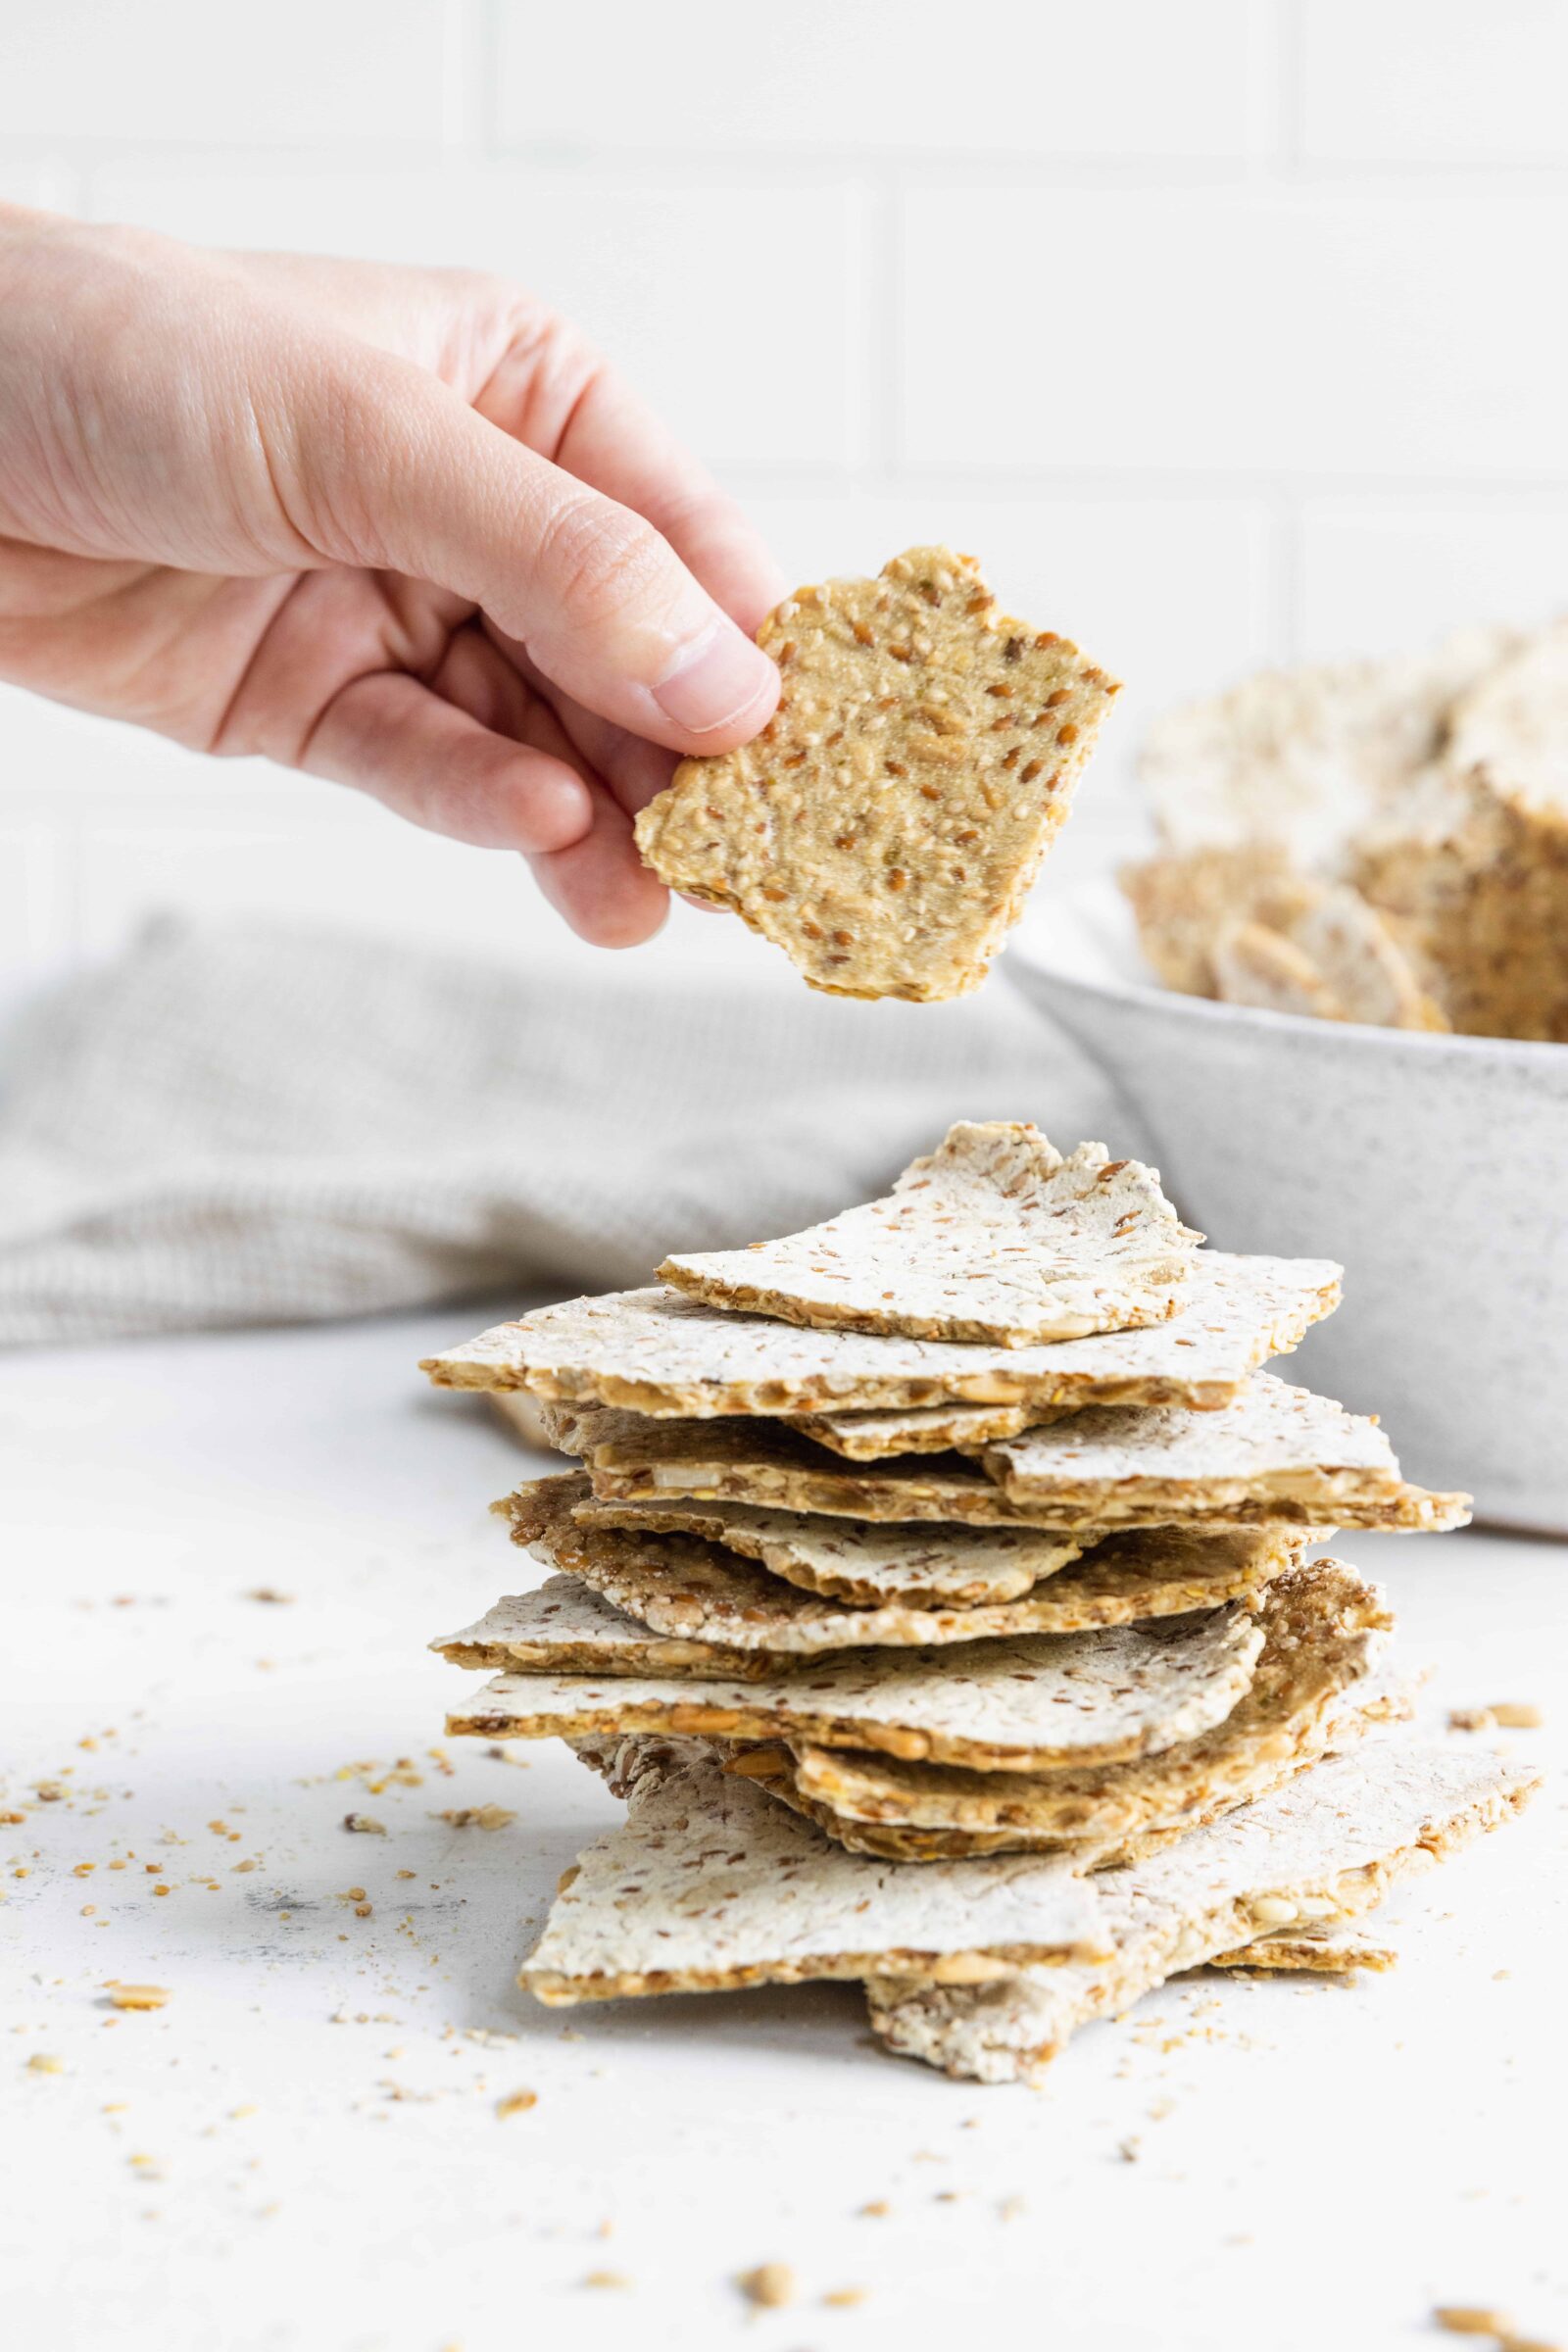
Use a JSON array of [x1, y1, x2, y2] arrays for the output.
[[652, 623, 776, 737]]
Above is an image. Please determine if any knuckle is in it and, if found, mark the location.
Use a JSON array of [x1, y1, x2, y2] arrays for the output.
[[430, 264, 537, 329], [497, 307, 610, 446], [432, 263, 513, 306], [661, 481, 739, 540], [526, 305, 603, 381], [535, 495, 672, 634]]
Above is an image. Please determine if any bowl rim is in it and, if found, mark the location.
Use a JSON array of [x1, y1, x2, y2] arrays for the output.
[[1005, 932, 1568, 1072]]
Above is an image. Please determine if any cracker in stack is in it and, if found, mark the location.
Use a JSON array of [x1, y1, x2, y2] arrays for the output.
[[657, 1126, 1200, 1345], [421, 1120, 1536, 2083]]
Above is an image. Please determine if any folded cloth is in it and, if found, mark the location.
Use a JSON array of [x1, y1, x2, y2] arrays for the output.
[[0, 916, 1133, 1346]]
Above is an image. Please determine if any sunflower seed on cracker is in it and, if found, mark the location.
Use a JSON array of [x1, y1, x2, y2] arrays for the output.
[[979, 1374, 1469, 1533], [865, 1741, 1540, 2082], [758, 1558, 1391, 1858], [419, 1250, 1341, 1419], [447, 1601, 1265, 1773], [572, 1492, 1083, 1605], [633, 547, 1120, 1003], [659, 1125, 1199, 1348]]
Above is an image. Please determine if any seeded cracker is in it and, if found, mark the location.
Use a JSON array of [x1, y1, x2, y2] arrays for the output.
[[1210, 893, 1446, 1032], [556, 1401, 1063, 1527], [1211, 919, 1334, 1019], [569, 1731, 1403, 1958], [572, 1494, 1301, 1622], [865, 1741, 1539, 2082], [499, 1474, 1298, 1649], [1280, 889, 1447, 1030], [1137, 626, 1522, 872], [633, 547, 1120, 1002], [979, 1374, 1469, 1534], [1122, 843, 1321, 998], [754, 1559, 1392, 1858], [1446, 616, 1568, 821], [419, 1250, 1341, 1417], [785, 1397, 1071, 1462], [518, 1753, 1110, 2002], [544, 1384, 1460, 1535], [1124, 845, 1446, 1031], [501, 1474, 1088, 1649], [660, 1126, 1198, 1348], [447, 1602, 1265, 1772], [1207, 1927, 1396, 1975], [1354, 766, 1568, 1043], [566, 1741, 1399, 1954], [430, 1573, 783, 1681], [573, 1492, 1085, 1605]]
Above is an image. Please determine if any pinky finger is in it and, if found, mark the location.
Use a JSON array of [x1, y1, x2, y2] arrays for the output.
[[303, 669, 594, 853]]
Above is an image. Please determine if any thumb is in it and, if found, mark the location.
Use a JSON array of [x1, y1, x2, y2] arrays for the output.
[[282, 347, 779, 757]]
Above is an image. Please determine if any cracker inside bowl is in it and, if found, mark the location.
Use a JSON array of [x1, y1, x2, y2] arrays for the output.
[[1006, 879, 1568, 1531]]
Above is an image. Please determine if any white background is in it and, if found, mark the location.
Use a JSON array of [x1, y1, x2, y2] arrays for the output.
[[5, 0, 1568, 994]]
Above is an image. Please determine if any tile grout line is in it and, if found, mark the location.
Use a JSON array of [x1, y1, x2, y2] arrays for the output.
[[1269, 0, 1305, 179], [18, 124, 1568, 189], [441, 0, 488, 157], [865, 163, 904, 487]]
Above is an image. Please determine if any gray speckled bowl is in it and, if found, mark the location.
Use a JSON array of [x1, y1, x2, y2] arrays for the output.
[[1006, 884, 1568, 1533]]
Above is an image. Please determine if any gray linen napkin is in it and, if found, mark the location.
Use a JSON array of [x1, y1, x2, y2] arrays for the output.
[[0, 917, 1130, 1344]]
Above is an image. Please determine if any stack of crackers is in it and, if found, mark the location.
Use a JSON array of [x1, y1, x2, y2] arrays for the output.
[[1126, 620, 1568, 1039], [421, 1123, 1537, 2085]]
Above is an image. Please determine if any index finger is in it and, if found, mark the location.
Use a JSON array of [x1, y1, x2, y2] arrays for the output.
[[538, 365, 787, 635]]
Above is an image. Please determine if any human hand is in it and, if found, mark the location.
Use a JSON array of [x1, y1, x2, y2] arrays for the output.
[[0, 207, 785, 945]]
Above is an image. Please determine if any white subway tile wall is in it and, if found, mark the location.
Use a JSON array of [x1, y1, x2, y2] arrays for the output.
[[89, 163, 869, 472], [898, 181, 1568, 479], [1297, 502, 1568, 662], [2, 0, 1565, 988], [1297, 2, 1568, 165], [0, 2, 452, 147], [0, 156, 78, 210], [493, 2, 1269, 161]]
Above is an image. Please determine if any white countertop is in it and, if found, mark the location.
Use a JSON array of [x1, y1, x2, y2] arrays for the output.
[[3, 1305, 1564, 2352]]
